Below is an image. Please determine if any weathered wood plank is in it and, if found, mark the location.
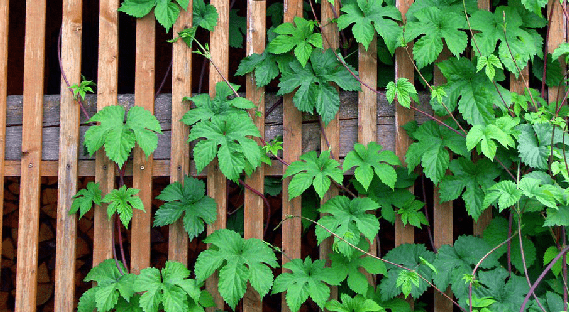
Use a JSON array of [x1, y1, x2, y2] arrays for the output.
[[168, 4, 192, 265], [93, 0, 119, 267], [0, 0, 8, 287], [395, 0, 415, 247], [15, 0, 46, 310], [243, 1, 266, 312], [206, 0, 229, 310], [131, 12, 155, 274], [54, 0, 81, 311]]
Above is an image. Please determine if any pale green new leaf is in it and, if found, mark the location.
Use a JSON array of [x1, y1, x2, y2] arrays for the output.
[[70, 182, 103, 219], [267, 16, 322, 67], [386, 78, 418, 108], [476, 55, 502, 81], [483, 180, 521, 211], [103, 185, 145, 228]]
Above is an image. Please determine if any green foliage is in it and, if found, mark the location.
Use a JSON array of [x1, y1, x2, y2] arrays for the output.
[[118, 0, 190, 32], [284, 150, 343, 200], [69, 181, 102, 219], [194, 229, 278, 310], [103, 185, 145, 228], [466, 116, 518, 160], [386, 78, 418, 108], [267, 16, 322, 67], [69, 76, 96, 101], [85, 105, 162, 168], [343, 142, 400, 190], [192, 0, 218, 31], [235, 50, 283, 88], [277, 48, 360, 125], [326, 294, 383, 312], [229, 9, 246, 48], [272, 256, 340, 312], [154, 176, 217, 241]]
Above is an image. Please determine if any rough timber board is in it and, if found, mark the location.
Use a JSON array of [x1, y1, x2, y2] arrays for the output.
[[4, 92, 431, 161]]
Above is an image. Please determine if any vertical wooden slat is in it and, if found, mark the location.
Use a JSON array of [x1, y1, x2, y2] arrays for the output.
[[320, 0, 340, 302], [207, 0, 229, 309], [243, 1, 266, 312], [394, 0, 414, 246], [15, 0, 46, 311], [131, 13, 155, 274], [548, 0, 566, 103], [54, 0, 81, 310], [433, 48, 453, 312], [282, 2, 304, 311], [93, 0, 119, 267], [0, 0, 9, 284], [169, 3, 192, 265], [473, 0, 492, 236]]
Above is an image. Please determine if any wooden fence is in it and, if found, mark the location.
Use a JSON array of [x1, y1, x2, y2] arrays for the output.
[[0, 0, 566, 311]]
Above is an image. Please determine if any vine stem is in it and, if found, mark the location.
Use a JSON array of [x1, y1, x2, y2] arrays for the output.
[[519, 244, 569, 312], [420, 175, 436, 253], [278, 215, 467, 312]]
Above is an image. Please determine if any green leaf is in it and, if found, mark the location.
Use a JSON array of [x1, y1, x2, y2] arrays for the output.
[[379, 244, 435, 301], [475, 268, 529, 312], [543, 246, 569, 277], [284, 150, 343, 199], [229, 9, 246, 48], [404, 7, 467, 69], [194, 229, 278, 310], [343, 142, 400, 190], [516, 123, 566, 170], [397, 199, 428, 228], [268, 16, 322, 67], [552, 42, 569, 64], [386, 78, 418, 108], [82, 259, 135, 312], [192, 0, 218, 31], [466, 116, 518, 160], [235, 51, 281, 88], [155, 0, 180, 32], [438, 157, 500, 220], [103, 185, 145, 228], [126, 106, 163, 159], [277, 48, 360, 125], [329, 245, 386, 294], [476, 54, 503, 81], [154, 176, 217, 241], [118, 0, 156, 18], [272, 256, 339, 312], [326, 294, 383, 312], [70, 182, 102, 219], [483, 181, 522, 211]]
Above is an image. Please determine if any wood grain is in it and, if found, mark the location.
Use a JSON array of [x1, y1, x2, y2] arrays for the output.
[[0, 0, 8, 288], [168, 3, 192, 265], [243, 2, 266, 312], [207, 0, 229, 309], [54, 0, 82, 310], [131, 12, 155, 274], [547, 0, 566, 103], [395, 0, 415, 247], [93, 0, 119, 267], [15, 1, 46, 310]]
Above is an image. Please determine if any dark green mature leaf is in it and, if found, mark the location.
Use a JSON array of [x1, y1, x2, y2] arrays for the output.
[[473, 268, 529, 312], [337, 0, 402, 52], [193, 0, 218, 31], [70, 182, 102, 219], [103, 185, 145, 228], [229, 9, 246, 48], [154, 176, 217, 241], [329, 246, 386, 294], [379, 244, 435, 301], [326, 294, 383, 312], [79, 259, 135, 312], [85, 105, 162, 168], [155, 0, 180, 32], [433, 236, 500, 301], [516, 123, 569, 170], [277, 48, 360, 125], [397, 199, 428, 228], [284, 150, 343, 199], [272, 256, 339, 312], [235, 50, 281, 88], [134, 261, 206, 312], [438, 157, 500, 220], [343, 142, 400, 190], [267, 16, 322, 67], [315, 196, 380, 258], [404, 120, 468, 184], [114, 295, 143, 312], [404, 7, 467, 69], [195, 229, 278, 310]]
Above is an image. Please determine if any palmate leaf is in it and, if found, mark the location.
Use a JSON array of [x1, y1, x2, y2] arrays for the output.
[[118, 0, 191, 32], [315, 196, 380, 258], [194, 229, 278, 310], [70, 182, 102, 219], [404, 7, 467, 69], [277, 48, 360, 125], [326, 294, 383, 312], [154, 176, 217, 241], [267, 16, 322, 67], [284, 150, 343, 199], [516, 123, 569, 170], [134, 261, 210, 312], [466, 116, 518, 160], [103, 185, 145, 228], [483, 180, 521, 211], [78, 259, 135, 312], [343, 142, 400, 190], [192, 0, 218, 31], [473, 268, 528, 312], [235, 50, 281, 88], [386, 78, 418, 109], [85, 105, 162, 168], [337, 0, 402, 52], [272, 256, 340, 312], [438, 157, 500, 220], [329, 242, 386, 294]]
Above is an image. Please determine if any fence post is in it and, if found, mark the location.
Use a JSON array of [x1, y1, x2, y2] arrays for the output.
[[169, 5, 193, 264], [0, 0, 8, 288], [15, 0, 46, 310], [131, 12, 156, 274], [54, 0, 82, 311], [243, 0, 266, 311]]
